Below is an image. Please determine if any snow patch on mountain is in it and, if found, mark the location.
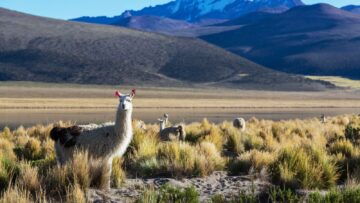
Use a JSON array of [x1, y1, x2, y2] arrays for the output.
[[197, 0, 238, 15]]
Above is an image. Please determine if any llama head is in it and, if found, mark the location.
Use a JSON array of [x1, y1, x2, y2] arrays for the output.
[[115, 89, 136, 111]]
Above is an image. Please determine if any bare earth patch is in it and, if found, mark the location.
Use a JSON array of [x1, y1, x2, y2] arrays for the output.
[[87, 172, 271, 203]]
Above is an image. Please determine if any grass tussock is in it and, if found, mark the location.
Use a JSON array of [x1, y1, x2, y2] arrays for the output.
[[0, 185, 33, 203], [269, 146, 338, 189], [230, 150, 275, 175], [66, 184, 86, 203], [111, 157, 126, 188]]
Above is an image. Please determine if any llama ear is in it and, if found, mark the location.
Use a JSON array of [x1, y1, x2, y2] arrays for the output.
[[115, 91, 121, 97], [131, 89, 136, 97]]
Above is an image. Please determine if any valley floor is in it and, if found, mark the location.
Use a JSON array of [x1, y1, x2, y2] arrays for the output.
[[0, 82, 359, 128]]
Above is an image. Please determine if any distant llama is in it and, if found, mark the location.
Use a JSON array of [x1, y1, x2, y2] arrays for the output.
[[320, 114, 327, 123], [233, 118, 246, 131], [50, 89, 136, 188], [158, 114, 186, 141]]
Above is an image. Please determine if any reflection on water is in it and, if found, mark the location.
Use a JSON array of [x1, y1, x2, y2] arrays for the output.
[[1, 108, 359, 129]]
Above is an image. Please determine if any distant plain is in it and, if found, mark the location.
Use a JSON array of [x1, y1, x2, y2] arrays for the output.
[[1, 81, 359, 128]]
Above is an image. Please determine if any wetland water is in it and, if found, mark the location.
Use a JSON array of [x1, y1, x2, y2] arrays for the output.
[[1, 107, 359, 129]]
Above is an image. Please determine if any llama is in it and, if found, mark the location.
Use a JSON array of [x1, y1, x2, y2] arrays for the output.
[[158, 116, 186, 141], [163, 113, 169, 126], [320, 114, 327, 123], [233, 118, 246, 131], [50, 89, 136, 188]]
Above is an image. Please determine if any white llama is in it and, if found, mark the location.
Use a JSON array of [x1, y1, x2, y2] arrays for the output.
[[50, 89, 136, 188], [233, 118, 246, 131]]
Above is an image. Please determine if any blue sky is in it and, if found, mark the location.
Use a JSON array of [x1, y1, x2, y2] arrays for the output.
[[0, 0, 357, 19]]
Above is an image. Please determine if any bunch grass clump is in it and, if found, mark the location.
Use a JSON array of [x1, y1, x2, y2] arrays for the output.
[[270, 146, 338, 189], [230, 150, 275, 175]]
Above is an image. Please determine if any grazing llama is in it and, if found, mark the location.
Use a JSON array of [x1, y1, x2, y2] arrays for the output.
[[158, 114, 186, 141], [233, 118, 246, 131], [50, 89, 136, 188]]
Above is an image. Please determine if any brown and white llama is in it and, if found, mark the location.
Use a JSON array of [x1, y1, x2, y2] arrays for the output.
[[50, 89, 136, 188], [158, 114, 186, 141]]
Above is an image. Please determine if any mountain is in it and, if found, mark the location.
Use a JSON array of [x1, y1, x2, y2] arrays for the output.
[[73, 0, 304, 24], [111, 15, 196, 35], [71, 16, 123, 24], [121, 0, 304, 21], [215, 11, 276, 26], [201, 4, 360, 79], [342, 5, 360, 14], [0, 7, 332, 90], [109, 15, 240, 37]]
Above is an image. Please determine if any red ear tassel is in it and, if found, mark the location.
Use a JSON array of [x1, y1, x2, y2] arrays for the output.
[[131, 89, 136, 96], [115, 91, 121, 97]]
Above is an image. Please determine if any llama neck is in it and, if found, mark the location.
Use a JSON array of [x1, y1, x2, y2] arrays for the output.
[[110, 106, 133, 158], [114, 107, 132, 137], [159, 121, 165, 132]]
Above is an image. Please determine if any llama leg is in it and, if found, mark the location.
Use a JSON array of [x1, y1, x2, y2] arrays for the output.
[[104, 158, 113, 190], [55, 143, 66, 166]]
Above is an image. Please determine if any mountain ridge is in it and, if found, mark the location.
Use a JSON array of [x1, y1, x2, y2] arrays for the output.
[[201, 3, 360, 79], [342, 5, 360, 14], [72, 0, 304, 23], [0, 7, 332, 91]]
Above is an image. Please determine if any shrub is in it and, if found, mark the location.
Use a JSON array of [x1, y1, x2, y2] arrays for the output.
[[24, 138, 42, 160], [70, 151, 90, 190], [201, 126, 223, 151], [230, 150, 275, 175], [195, 142, 225, 176], [244, 134, 264, 151], [111, 157, 126, 188], [1, 127, 11, 139], [135, 184, 199, 203], [14, 126, 27, 137], [41, 138, 55, 159], [345, 123, 360, 144], [18, 162, 41, 195], [157, 142, 197, 177], [27, 124, 52, 141], [0, 156, 18, 192], [129, 141, 224, 178], [131, 127, 159, 159], [66, 184, 86, 203], [269, 146, 338, 189], [0, 186, 33, 203], [329, 140, 354, 157], [307, 187, 360, 203], [44, 166, 69, 197], [224, 127, 244, 154], [44, 151, 90, 197]]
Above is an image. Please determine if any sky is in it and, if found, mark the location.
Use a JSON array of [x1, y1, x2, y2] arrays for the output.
[[0, 0, 357, 20]]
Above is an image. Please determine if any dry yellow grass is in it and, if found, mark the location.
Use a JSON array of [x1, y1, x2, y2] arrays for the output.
[[0, 114, 360, 201]]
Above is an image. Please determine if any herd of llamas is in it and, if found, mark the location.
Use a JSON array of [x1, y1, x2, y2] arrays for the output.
[[49, 89, 296, 189]]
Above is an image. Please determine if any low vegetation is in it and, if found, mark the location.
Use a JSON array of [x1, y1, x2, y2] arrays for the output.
[[306, 76, 360, 89], [0, 115, 360, 202]]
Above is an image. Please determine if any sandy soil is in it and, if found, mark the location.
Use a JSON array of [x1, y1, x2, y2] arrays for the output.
[[87, 171, 271, 203]]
